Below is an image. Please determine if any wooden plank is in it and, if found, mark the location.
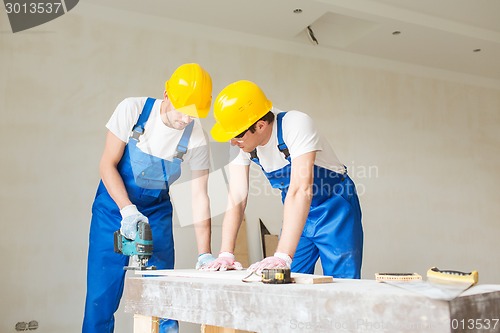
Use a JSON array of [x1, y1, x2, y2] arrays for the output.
[[263, 234, 278, 257], [135, 268, 333, 284], [292, 274, 333, 284], [133, 314, 159, 333], [201, 324, 255, 333], [136, 269, 247, 280]]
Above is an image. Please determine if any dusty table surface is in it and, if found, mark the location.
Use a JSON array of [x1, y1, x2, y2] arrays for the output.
[[124, 271, 500, 333]]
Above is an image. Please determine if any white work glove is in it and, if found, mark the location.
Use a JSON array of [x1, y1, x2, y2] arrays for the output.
[[119, 204, 148, 240], [195, 253, 216, 270], [201, 252, 243, 271], [247, 252, 292, 274]]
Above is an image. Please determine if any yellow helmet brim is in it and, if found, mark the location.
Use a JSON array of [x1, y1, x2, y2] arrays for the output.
[[173, 103, 209, 118], [210, 122, 239, 142]]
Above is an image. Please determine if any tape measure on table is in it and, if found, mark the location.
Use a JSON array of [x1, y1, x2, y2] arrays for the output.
[[261, 268, 292, 284]]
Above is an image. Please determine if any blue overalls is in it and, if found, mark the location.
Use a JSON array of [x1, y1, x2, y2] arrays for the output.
[[83, 98, 192, 332], [251, 112, 363, 278]]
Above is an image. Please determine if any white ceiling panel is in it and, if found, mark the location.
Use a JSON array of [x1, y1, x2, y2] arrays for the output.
[[85, 0, 500, 84]]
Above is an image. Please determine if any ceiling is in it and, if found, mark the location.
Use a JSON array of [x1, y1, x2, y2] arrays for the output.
[[87, 0, 500, 85]]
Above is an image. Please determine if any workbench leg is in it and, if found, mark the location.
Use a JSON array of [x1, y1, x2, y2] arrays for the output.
[[134, 314, 159, 333], [201, 324, 255, 333]]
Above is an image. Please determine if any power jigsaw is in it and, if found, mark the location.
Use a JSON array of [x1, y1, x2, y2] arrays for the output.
[[113, 221, 156, 270]]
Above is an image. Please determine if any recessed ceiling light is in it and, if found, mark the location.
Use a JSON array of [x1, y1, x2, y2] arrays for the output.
[[293, 8, 303, 14], [392, 31, 401, 35], [473, 48, 481, 52]]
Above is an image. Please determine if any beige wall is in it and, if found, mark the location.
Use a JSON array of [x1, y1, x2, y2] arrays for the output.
[[1, 3, 499, 333]]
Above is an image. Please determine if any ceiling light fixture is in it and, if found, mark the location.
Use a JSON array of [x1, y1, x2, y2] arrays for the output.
[[293, 8, 303, 14]]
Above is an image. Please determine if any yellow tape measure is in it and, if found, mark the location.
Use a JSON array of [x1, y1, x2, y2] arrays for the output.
[[262, 268, 292, 284]]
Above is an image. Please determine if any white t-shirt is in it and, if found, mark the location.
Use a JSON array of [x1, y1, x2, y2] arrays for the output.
[[106, 97, 210, 170], [231, 108, 345, 174]]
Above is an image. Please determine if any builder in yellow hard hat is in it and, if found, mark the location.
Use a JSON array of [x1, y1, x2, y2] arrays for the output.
[[83, 63, 215, 333], [206, 80, 364, 279]]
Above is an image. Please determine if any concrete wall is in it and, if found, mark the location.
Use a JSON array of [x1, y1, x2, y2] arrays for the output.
[[1, 3, 499, 333]]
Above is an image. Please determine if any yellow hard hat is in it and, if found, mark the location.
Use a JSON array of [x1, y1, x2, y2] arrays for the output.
[[211, 80, 272, 142], [165, 63, 212, 118]]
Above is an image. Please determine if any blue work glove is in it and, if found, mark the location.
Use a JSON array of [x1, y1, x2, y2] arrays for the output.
[[195, 253, 216, 270], [119, 204, 148, 240]]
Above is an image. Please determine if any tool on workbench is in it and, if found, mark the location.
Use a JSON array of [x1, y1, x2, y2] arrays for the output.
[[380, 267, 478, 300], [262, 268, 292, 284], [242, 268, 293, 284], [375, 272, 422, 282], [113, 221, 156, 270], [427, 267, 478, 285]]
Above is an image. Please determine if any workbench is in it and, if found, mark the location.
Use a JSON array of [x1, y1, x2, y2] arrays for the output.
[[123, 270, 500, 333]]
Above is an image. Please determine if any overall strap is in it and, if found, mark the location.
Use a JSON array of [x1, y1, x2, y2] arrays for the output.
[[130, 97, 156, 140], [174, 121, 194, 161], [276, 112, 290, 160], [249, 112, 290, 164]]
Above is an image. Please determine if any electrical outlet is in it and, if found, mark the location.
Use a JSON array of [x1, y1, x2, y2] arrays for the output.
[[15, 322, 28, 331], [28, 321, 39, 330], [15, 320, 38, 331]]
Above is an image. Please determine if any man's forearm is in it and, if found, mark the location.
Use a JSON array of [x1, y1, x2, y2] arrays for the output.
[[277, 151, 315, 258], [100, 164, 132, 210], [219, 163, 249, 254], [191, 170, 212, 254], [219, 203, 245, 254], [99, 131, 131, 210], [277, 187, 312, 258], [193, 218, 212, 254]]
